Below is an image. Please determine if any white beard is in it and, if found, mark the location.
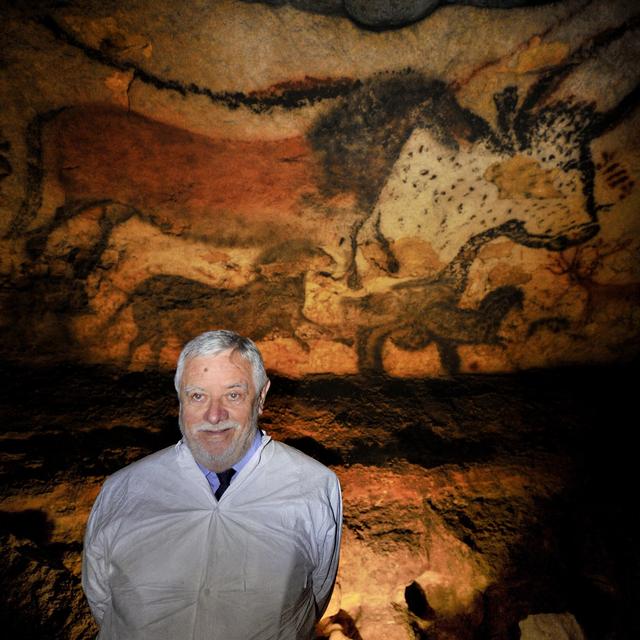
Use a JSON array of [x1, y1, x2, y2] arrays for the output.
[[179, 406, 260, 472]]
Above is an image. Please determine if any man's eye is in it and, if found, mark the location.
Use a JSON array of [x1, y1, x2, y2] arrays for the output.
[[227, 392, 242, 401], [191, 392, 204, 401]]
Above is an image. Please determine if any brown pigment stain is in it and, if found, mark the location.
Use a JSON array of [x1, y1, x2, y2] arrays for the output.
[[47, 105, 328, 240], [484, 156, 563, 200]]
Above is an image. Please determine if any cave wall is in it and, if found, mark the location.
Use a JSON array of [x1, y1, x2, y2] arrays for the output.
[[1, 1, 639, 639], [1, 0, 638, 376]]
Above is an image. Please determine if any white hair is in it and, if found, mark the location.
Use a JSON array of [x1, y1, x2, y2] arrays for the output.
[[174, 330, 268, 394]]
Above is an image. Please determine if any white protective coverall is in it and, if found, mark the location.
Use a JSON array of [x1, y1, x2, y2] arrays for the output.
[[82, 433, 342, 640]]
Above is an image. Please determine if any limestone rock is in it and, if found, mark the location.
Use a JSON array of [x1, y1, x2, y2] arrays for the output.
[[519, 612, 586, 640], [0, 532, 97, 640]]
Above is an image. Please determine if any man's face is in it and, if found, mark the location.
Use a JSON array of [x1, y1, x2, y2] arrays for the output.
[[179, 349, 269, 472]]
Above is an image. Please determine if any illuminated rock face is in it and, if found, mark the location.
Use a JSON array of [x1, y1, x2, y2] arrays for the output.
[[0, 1, 639, 639], [2, 1, 639, 377]]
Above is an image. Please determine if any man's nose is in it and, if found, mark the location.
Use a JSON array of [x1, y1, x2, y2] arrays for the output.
[[205, 398, 229, 424]]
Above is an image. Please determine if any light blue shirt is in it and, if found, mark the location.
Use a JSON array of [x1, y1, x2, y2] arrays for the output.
[[196, 429, 262, 495]]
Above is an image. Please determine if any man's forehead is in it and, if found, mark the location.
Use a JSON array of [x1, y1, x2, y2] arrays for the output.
[[182, 350, 254, 384], [183, 380, 249, 391]]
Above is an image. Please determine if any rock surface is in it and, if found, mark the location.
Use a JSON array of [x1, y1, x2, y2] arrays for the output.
[[519, 613, 586, 640], [0, 0, 639, 638]]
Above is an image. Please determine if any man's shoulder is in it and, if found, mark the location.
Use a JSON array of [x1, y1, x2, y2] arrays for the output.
[[266, 438, 338, 483], [101, 443, 180, 490], [260, 439, 341, 515]]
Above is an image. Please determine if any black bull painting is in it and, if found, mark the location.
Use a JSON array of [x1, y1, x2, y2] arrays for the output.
[[9, 61, 638, 374]]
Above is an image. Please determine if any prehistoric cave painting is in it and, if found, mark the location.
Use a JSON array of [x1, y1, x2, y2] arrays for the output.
[[7, 102, 354, 326], [310, 71, 618, 282], [27, 104, 343, 244], [8, 16, 638, 374], [34, 14, 360, 118], [545, 238, 640, 335], [597, 151, 636, 201], [18, 191, 341, 362], [349, 281, 523, 374], [5, 108, 66, 240], [24, 200, 140, 278], [112, 272, 332, 366], [308, 55, 638, 372]]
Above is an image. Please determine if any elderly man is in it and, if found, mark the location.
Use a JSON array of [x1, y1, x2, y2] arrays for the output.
[[82, 330, 342, 639]]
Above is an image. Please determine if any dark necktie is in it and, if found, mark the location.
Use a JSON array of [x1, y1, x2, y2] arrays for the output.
[[214, 468, 236, 500]]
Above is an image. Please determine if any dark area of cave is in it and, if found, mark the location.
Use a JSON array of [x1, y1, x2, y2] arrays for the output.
[[1, 359, 639, 639]]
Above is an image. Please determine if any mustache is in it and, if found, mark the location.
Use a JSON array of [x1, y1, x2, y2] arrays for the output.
[[193, 421, 240, 433]]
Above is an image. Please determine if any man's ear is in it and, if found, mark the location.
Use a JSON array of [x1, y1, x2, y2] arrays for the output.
[[257, 379, 270, 415]]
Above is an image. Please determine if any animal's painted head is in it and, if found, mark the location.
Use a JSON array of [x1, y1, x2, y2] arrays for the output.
[[373, 89, 601, 266]]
